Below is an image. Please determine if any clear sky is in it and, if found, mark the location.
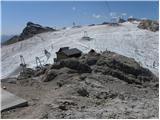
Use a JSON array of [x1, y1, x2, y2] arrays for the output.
[[1, 1, 159, 35]]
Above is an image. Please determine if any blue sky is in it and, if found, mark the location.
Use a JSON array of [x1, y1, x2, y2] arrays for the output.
[[1, 1, 159, 35]]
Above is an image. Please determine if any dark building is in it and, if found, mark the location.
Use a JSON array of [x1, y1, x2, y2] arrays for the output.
[[55, 47, 82, 61]]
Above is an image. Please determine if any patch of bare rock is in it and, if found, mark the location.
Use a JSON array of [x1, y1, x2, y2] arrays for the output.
[[138, 19, 159, 32]]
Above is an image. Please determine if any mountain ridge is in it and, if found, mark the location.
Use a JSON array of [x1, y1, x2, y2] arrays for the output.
[[2, 22, 56, 45]]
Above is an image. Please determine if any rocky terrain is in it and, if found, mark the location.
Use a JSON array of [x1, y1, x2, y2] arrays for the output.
[[138, 19, 159, 32], [2, 22, 56, 45], [1, 50, 159, 119]]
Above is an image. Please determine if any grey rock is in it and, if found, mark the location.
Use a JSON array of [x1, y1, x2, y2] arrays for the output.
[[3, 22, 56, 45], [17, 68, 35, 80], [42, 69, 57, 82], [138, 20, 159, 32], [77, 88, 89, 97], [60, 58, 92, 73]]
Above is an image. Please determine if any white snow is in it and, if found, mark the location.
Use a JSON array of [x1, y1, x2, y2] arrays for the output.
[[1, 22, 159, 79]]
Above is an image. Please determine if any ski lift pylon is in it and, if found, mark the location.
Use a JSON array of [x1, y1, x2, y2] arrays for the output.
[[20, 55, 25, 65], [20, 55, 26, 72], [84, 31, 88, 37], [35, 56, 43, 68], [44, 49, 51, 61]]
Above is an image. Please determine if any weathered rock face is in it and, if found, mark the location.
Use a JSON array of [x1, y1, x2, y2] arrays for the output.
[[16, 50, 157, 86], [85, 57, 98, 66], [59, 58, 92, 73], [2, 35, 20, 45], [19, 22, 54, 40], [3, 22, 56, 45], [138, 20, 159, 32], [34, 68, 47, 77], [95, 51, 157, 85], [42, 69, 57, 82], [41, 49, 157, 85], [80, 49, 100, 66], [2, 50, 159, 119]]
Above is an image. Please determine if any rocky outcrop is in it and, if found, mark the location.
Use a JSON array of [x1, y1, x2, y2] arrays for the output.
[[16, 50, 157, 86], [59, 58, 92, 73], [138, 19, 159, 32], [77, 88, 89, 97], [94, 51, 157, 85], [50, 58, 92, 73], [19, 22, 54, 40], [2, 35, 19, 45], [2, 49, 159, 119], [19, 49, 157, 85], [42, 69, 57, 82], [3, 22, 56, 45]]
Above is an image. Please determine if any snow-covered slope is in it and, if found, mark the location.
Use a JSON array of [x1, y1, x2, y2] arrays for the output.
[[1, 22, 159, 79]]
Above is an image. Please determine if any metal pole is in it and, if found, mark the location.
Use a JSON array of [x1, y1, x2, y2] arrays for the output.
[[35, 57, 42, 68], [20, 55, 26, 72]]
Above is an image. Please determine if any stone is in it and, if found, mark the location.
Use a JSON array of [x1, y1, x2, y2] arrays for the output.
[[60, 58, 92, 73], [77, 88, 89, 97], [79, 74, 87, 80], [42, 69, 57, 82], [34, 68, 47, 76], [50, 62, 63, 69], [85, 57, 98, 66], [96, 91, 117, 99], [59, 105, 68, 111], [138, 20, 159, 32], [95, 51, 157, 85]]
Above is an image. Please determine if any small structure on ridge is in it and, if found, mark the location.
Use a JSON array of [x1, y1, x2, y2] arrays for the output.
[[54, 47, 82, 62], [81, 31, 93, 41]]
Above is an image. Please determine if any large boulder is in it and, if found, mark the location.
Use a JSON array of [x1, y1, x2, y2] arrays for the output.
[[60, 58, 92, 73], [34, 68, 47, 77], [85, 57, 98, 66], [138, 20, 159, 32], [79, 49, 100, 66], [97, 51, 152, 77], [50, 62, 63, 69], [42, 69, 57, 82], [96, 51, 157, 84]]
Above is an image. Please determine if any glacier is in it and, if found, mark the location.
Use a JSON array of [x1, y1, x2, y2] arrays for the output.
[[1, 22, 159, 79]]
